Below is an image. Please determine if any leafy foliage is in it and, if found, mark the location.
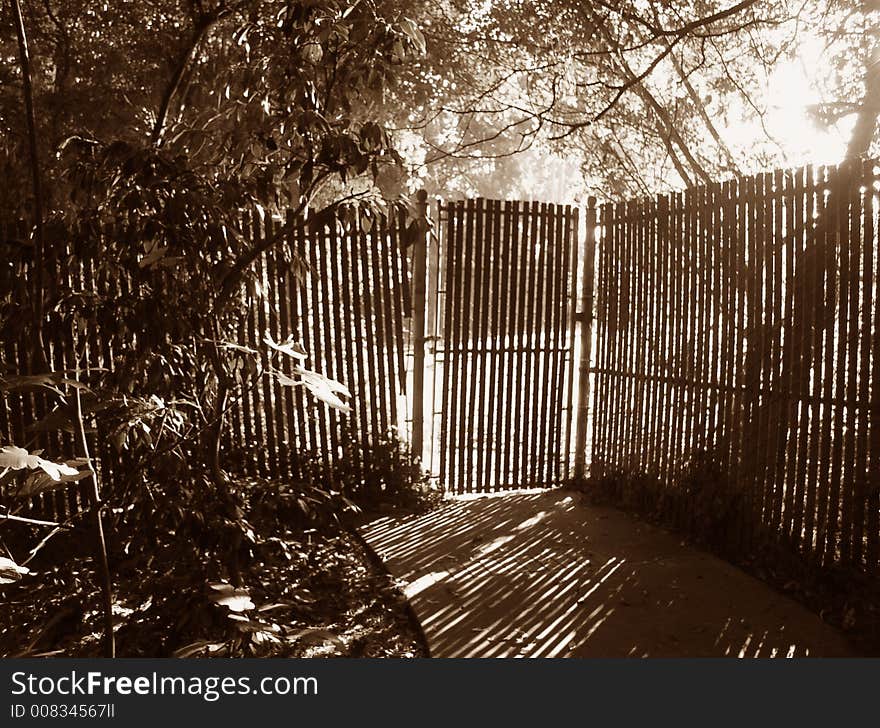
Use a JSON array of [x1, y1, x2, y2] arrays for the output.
[[0, 0, 434, 658], [381, 0, 876, 200], [333, 429, 435, 512], [0, 512, 426, 658]]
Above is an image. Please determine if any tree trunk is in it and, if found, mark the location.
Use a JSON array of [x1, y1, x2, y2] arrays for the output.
[[209, 382, 229, 484], [732, 37, 880, 554], [845, 43, 880, 162], [11, 0, 49, 373]]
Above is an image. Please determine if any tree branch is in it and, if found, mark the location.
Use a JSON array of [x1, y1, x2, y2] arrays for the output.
[[151, 3, 247, 147], [668, 47, 741, 175], [151, 20, 214, 146]]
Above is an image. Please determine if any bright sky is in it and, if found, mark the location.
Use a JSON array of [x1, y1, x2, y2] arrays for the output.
[[411, 17, 863, 201], [727, 32, 855, 169]]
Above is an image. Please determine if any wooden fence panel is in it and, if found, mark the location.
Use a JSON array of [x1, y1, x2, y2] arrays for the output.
[[592, 159, 880, 575], [1, 204, 413, 520]]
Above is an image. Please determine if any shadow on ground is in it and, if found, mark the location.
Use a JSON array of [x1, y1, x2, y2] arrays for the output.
[[359, 490, 856, 657]]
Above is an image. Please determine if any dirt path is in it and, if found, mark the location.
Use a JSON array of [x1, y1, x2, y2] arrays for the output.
[[359, 490, 857, 657]]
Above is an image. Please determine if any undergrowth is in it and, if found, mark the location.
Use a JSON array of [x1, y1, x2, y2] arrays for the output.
[[0, 430, 436, 657]]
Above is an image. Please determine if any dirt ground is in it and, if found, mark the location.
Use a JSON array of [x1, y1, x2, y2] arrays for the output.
[[359, 490, 857, 657]]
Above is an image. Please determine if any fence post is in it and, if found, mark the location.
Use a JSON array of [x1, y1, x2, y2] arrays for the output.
[[411, 190, 429, 462], [574, 197, 598, 479]]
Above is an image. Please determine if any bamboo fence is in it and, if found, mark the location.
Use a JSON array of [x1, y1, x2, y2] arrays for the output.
[[591, 159, 880, 573], [0, 206, 413, 520]]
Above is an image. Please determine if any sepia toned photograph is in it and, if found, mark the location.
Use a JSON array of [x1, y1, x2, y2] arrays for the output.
[[1, 0, 877, 662]]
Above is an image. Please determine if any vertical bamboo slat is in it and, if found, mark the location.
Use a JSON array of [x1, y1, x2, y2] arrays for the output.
[[654, 196, 671, 481], [731, 177, 747, 481], [779, 171, 798, 537], [547, 204, 567, 483], [566, 205, 583, 480], [670, 192, 685, 482], [498, 201, 516, 488], [485, 199, 503, 490], [687, 184, 701, 469], [410, 196, 428, 463], [437, 202, 455, 488], [816, 166, 836, 563], [767, 170, 784, 530], [522, 203, 541, 485], [510, 202, 528, 486], [456, 200, 476, 492], [263, 221, 285, 477], [469, 199, 487, 493], [854, 159, 873, 567], [827, 167, 849, 565], [533, 205, 552, 483], [603, 203, 619, 473], [841, 161, 861, 564], [255, 220, 278, 478], [868, 162, 880, 574], [375, 213, 398, 430], [730, 178, 746, 550], [625, 198, 636, 473], [327, 213, 349, 468], [804, 166, 823, 556], [721, 179, 735, 468], [234, 217, 254, 472], [390, 206, 409, 396], [274, 223, 298, 475], [531, 204, 551, 484], [708, 183, 722, 464], [592, 205, 607, 475], [680, 190, 694, 471], [447, 201, 463, 489], [743, 173, 761, 543], [289, 212, 310, 464], [631, 199, 646, 473], [607, 202, 623, 473], [337, 213, 363, 480], [367, 216, 389, 442], [792, 166, 810, 548]]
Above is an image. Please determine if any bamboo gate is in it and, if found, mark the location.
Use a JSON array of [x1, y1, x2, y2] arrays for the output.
[[414, 197, 582, 495]]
